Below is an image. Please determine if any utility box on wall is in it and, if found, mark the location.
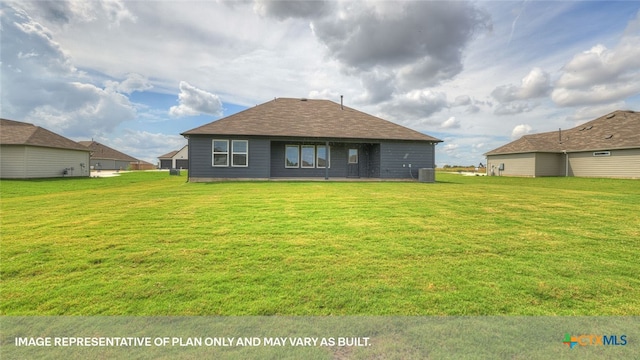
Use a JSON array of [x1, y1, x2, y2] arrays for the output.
[[418, 168, 435, 183]]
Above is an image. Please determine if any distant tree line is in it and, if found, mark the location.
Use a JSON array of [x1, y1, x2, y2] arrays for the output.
[[439, 163, 485, 169]]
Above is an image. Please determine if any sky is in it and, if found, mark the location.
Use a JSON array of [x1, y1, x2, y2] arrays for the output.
[[2, 0, 639, 166]]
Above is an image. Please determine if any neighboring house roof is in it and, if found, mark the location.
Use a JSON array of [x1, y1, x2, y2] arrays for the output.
[[485, 110, 640, 155], [78, 141, 139, 162], [0, 118, 90, 152], [159, 145, 188, 159], [158, 150, 179, 159], [182, 98, 442, 142]]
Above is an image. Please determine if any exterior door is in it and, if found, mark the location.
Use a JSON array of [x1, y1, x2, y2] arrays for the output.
[[347, 148, 359, 177]]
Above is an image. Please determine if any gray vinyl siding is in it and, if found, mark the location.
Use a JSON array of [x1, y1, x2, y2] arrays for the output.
[[269, 142, 383, 178], [90, 159, 130, 170], [534, 153, 564, 176], [188, 136, 436, 180], [270, 141, 347, 178], [368, 143, 381, 178], [1, 145, 90, 178], [379, 141, 435, 179], [568, 148, 640, 178], [188, 136, 270, 179], [486, 153, 535, 177]]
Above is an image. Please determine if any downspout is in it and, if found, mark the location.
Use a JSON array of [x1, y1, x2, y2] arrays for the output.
[[563, 150, 568, 177]]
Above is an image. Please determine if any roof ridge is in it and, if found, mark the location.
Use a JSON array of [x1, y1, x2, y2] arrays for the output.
[[182, 97, 442, 142], [485, 109, 639, 155]]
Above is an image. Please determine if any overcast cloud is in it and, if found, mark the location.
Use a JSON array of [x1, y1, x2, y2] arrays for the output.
[[1, 1, 639, 165], [1, 3, 136, 137], [307, 0, 490, 107]]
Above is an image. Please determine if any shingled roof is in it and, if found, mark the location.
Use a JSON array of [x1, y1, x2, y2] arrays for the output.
[[158, 150, 179, 159], [78, 141, 139, 162], [0, 118, 90, 152], [485, 110, 640, 155], [182, 98, 442, 142]]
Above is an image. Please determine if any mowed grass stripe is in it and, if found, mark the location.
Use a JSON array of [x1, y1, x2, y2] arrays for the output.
[[1, 172, 638, 315]]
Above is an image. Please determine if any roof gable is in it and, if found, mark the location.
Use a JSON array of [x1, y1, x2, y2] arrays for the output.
[[182, 98, 442, 142], [78, 141, 139, 162], [158, 150, 179, 159], [0, 118, 90, 152], [485, 110, 640, 155]]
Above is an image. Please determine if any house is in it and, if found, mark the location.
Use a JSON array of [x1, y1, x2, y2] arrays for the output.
[[484, 110, 640, 178], [78, 141, 139, 171], [158, 145, 189, 169], [158, 150, 177, 169], [0, 118, 90, 178], [181, 98, 442, 181], [129, 160, 156, 170]]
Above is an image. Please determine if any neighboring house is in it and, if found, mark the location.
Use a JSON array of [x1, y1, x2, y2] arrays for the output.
[[0, 118, 90, 178], [78, 141, 139, 170], [484, 110, 640, 178], [181, 98, 442, 181], [158, 150, 177, 169], [130, 160, 156, 170], [158, 145, 188, 169]]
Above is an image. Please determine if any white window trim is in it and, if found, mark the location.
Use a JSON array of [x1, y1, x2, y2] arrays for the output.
[[285, 145, 300, 168], [231, 140, 249, 167], [301, 145, 316, 168], [348, 148, 359, 164], [212, 139, 229, 167], [316, 145, 331, 168]]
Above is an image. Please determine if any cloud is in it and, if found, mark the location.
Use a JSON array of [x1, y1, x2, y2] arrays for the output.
[[356, 68, 395, 103], [25, 82, 136, 137], [380, 90, 448, 124], [448, 95, 482, 114], [494, 101, 537, 115], [104, 129, 187, 163], [15, 0, 136, 27], [308, 88, 341, 101], [113, 73, 153, 94], [1, 3, 136, 137], [551, 12, 640, 107], [169, 81, 223, 117], [564, 101, 627, 124], [511, 124, 533, 139], [441, 116, 461, 129], [301, 1, 490, 103], [3, 5, 77, 76], [519, 67, 552, 99], [465, 104, 481, 114], [311, 2, 487, 70], [442, 143, 459, 154], [253, 0, 331, 20], [451, 95, 471, 107], [20, 0, 72, 26], [490, 67, 550, 115]]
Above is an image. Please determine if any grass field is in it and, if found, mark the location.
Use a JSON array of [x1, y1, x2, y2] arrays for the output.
[[1, 172, 639, 316]]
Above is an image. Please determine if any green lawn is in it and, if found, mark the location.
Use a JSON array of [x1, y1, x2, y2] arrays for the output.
[[1, 172, 638, 315]]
